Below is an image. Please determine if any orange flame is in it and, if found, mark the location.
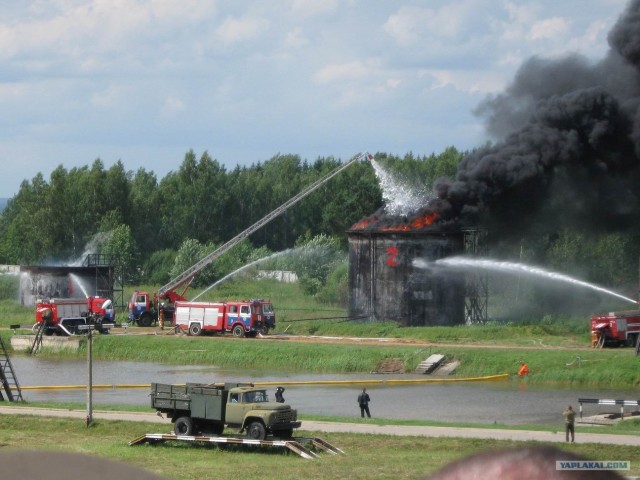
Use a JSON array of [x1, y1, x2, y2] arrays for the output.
[[381, 211, 439, 232], [351, 216, 378, 230]]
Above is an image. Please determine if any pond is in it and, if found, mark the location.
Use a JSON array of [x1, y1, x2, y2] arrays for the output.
[[10, 356, 639, 426]]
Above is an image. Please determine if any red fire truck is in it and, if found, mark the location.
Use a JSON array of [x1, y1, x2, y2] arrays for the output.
[[174, 299, 275, 337], [35, 296, 116, 336], [590, 310, 640, 348]]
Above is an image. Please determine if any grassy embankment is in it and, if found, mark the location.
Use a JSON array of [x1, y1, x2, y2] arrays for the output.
[[2, 415, 640, 479], [1, 278, 638, 388]]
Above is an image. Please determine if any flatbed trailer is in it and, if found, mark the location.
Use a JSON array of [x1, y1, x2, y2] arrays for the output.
[[129, 432, 345, 460]]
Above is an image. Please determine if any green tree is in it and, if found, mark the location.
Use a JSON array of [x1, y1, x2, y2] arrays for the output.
[[143, 249, 177, 285], [0, 174, 52, 263], [102, 224, 139, 283], [286, 233, 346, 296]]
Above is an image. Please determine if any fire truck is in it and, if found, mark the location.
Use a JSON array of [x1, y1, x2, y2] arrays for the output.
[[34, 296, 116, 336], [590, 310, 640, 348], [174, 299, 275, 337], [127, 151, 373, 330]]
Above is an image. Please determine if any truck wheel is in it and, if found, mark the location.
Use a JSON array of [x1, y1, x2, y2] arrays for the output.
[[188, 323, 202, 336], [232, 325, 245, 338], [260, 325, 269, 335], [246, 421, 266, 440], [139, 313, 153, 327], [174, 416, 194, 436]]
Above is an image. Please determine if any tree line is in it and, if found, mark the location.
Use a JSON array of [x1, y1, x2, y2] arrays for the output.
[[0, 149, 460, 285], [0, 146, 638, 316]]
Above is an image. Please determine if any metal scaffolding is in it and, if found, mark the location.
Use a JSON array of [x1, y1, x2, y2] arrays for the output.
[[83, 254, 124, 311], [463, 229, 489, 324]]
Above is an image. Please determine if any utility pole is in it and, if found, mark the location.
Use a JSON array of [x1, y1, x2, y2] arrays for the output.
[[80, 325, 94, 427]]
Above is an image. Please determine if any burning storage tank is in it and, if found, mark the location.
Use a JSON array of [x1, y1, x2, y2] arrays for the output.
[[348, 208, 468, 326]]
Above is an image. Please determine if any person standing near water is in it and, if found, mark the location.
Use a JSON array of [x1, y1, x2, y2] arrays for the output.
[[357, 388, 371, 418], [563, 405, 575, 442]]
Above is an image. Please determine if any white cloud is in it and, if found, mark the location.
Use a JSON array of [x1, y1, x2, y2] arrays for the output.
[[290, 0, 339, 18], [529, 17, 569, 40], [384, 2, 481, 47], [314, 61, 371, 84], [422, 69, 506, 94], [162, 96, 186, 117], [283, 27, 309, 49], [215, 16, 269, 44]]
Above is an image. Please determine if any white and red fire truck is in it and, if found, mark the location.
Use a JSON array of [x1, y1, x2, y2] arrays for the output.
[[590, 310, 640, 348], [35, 296, 116, 336], [174, 299, 275, 337]]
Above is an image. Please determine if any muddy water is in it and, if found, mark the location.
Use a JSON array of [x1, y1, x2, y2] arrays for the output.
[[10, 356, 639, 426]]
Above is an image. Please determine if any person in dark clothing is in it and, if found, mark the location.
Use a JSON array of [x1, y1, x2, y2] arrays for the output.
[[357, 388, 371, 418], [275, 386, 285, 403], [563, 405, 575, 442]]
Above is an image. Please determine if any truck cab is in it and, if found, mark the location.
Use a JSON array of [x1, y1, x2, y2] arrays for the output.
[[225, 386, 299, 439], [128, 291, 155, 327], [251, 299, 276, 333]]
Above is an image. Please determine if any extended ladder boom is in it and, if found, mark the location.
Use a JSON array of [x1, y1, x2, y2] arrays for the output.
[[159, 151, 373, 296]]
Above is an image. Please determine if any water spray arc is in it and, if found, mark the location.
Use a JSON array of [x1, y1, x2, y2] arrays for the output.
[[416, 256, 638, 306], [69, 273, 90, 299], [191, 249, 294, 301]]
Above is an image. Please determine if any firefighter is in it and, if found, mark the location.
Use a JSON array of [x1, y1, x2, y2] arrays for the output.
[[517, 362, 530, 376], [158, 303, 164, 330], [275, 386, 285, 403]]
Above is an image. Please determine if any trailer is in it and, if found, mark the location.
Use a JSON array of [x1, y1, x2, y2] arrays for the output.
[[129, 432, 345, 460]]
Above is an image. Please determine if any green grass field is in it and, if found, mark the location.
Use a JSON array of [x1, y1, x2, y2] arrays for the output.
[[2, 415, 640, 479]]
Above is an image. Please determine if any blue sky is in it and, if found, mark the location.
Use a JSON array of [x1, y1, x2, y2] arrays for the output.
[[0, 0, 629, 198]]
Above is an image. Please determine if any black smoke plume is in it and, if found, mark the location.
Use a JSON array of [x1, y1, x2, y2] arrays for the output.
[[432, 0, 640, 234]]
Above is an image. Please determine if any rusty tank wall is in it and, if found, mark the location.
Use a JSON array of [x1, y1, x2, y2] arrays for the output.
[[348, 231, 465, 326]]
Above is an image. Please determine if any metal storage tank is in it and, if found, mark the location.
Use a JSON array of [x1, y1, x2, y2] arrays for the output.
[[347, 209, 467, 326]]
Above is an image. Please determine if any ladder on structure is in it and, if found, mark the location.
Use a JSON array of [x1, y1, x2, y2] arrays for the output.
[[0, 335, 24, 402]]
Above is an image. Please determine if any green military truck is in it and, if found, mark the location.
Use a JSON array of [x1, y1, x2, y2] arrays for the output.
[[150, 382, 301, 440]]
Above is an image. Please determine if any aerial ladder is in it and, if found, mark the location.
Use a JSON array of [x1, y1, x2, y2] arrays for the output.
[[157, 151, 373, 302]]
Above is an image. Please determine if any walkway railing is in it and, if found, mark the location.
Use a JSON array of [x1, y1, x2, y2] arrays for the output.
[[578, 398, 640, 419]]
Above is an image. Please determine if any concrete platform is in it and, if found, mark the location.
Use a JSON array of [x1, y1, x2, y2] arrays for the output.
[[10, 335, 81, 352]]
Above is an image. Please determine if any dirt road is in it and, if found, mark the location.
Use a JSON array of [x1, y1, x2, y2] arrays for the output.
[[1, 405, 638, 446]]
